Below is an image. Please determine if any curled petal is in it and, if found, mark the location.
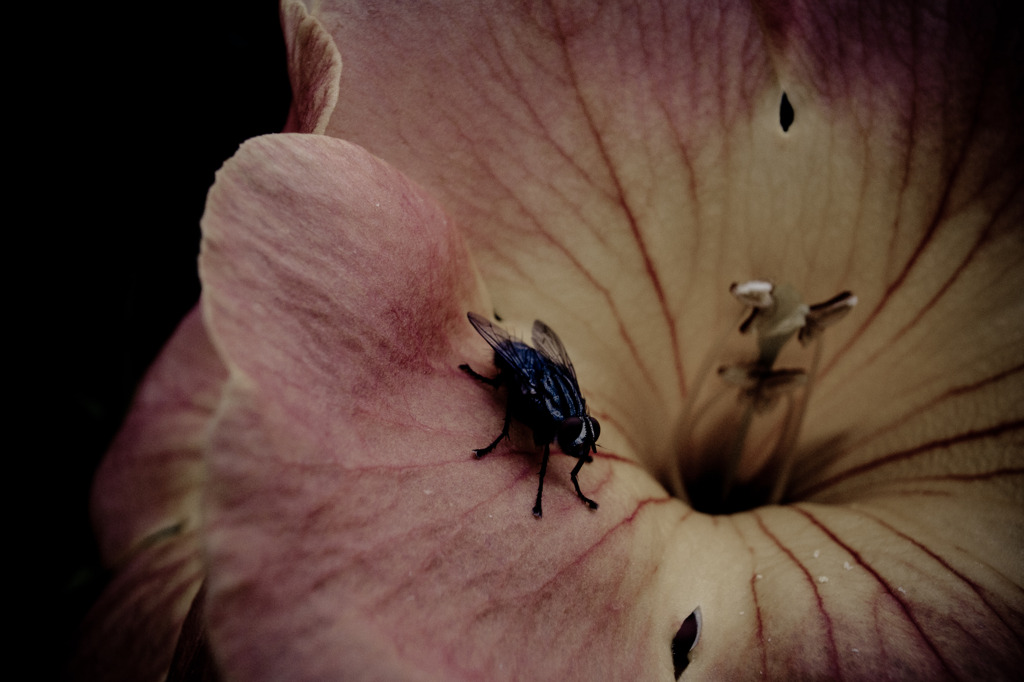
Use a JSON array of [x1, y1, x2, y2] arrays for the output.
[[74, 308, 224, 680], [281, 0, 342, 134]]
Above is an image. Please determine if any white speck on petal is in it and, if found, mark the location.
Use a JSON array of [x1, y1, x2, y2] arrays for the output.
[[852, 648, 860, 654], [818, 576, 829, 583], [898, 587, 907, 594], [424, 489, 433, 495], [844, 561, 853, 570], [739, 611, 745, 615], [755, 574, 763, 580], [813, 549, 820, 558]]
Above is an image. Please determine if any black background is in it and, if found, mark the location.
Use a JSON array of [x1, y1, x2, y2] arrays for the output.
[[30, 1, 290, 676]]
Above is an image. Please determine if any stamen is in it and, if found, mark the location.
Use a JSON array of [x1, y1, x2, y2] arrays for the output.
[[678, 281, 857, 511], [738, 306, 760, 334], [730, 280, 775, 308], [800, 291, 857, 345], [718, 364, 807, 412]]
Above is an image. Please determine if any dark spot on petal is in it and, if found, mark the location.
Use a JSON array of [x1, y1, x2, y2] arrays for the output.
[[779, 92, 794, 132], [671, 608, 701, 678]]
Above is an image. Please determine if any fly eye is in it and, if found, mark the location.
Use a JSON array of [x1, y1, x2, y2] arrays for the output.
[[558, 417, 587, 450], [561, 417, 583, 435]]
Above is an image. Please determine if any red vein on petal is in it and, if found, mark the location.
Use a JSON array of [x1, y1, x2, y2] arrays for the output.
[[480, 12, 610, 206], [824, 212, 944, 382], [751, 510, 842, 680], [799, 419, 1024, 498], [528, 496, 681, 595], [550, 7, 686, 401], [465, 166, 658, 396], [359, 460, 666, 609], [792, 505, 959, 678], [530, 225, 659, 394], [883, 1, 923, 285], [633, 1, 702, 246], [837, 363, 1024, 454], [854, 507, 1024, 649], [746, 545, 770, 681], [820, 470, 1024, 506], [442, 21, 661, 403], [821, 29, 998, 382], [826, 186, 1020, 386], [590, 409, 645, 459], [907, 467, 1024, 483]]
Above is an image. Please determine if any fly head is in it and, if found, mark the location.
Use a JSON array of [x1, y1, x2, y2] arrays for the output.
[[556, 415, 601, 459]]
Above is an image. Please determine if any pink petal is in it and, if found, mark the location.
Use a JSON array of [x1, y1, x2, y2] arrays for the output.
[[197, 134, 683, 679], [74, 307, 224, 680]]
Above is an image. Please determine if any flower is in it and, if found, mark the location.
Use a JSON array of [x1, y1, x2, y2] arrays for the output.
[[77, 0, 1023, 679]]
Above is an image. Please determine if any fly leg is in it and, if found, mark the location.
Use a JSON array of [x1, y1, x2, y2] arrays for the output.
[[570, 455, 599, 509], [472, 399, 511, 459], [459, 363, 501, 387], [533, 443, 550, 517], [460, 363, 509, 457]]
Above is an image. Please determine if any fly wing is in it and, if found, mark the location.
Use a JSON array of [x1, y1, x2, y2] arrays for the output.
[[531, 319, 578, 384], [467, 312, 536, 381]]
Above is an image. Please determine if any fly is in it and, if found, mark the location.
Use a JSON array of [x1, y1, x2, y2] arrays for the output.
[[459, 311, 600, 517]]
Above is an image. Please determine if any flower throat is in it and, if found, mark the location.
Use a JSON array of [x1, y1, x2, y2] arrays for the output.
[[672, 281, 857, 514]]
